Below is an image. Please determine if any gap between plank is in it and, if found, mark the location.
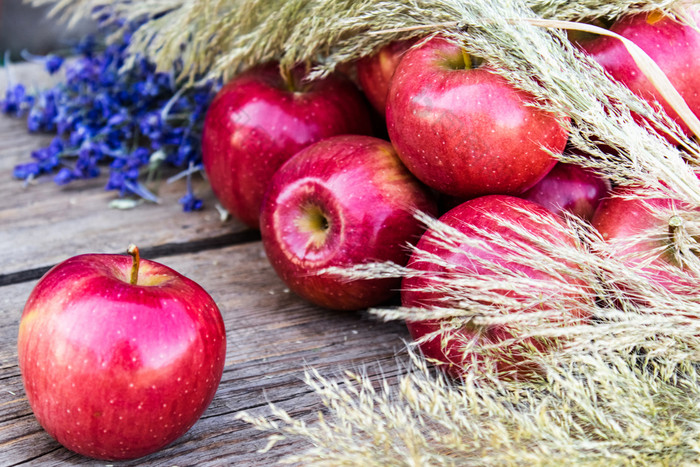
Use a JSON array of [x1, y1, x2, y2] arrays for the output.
[[0, 230, 261, 287]]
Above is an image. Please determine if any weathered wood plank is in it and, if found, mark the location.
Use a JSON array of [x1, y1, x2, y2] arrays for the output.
[[0, 57, 69, 89], [0, 243, 410, 465]]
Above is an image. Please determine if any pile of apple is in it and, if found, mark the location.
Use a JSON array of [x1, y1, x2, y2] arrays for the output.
[[202, 10, 700, 379]]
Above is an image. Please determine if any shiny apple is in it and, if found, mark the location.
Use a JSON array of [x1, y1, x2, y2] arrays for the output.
[[402, 195, 591, 379], [17, 246, 226, 460], [577, 9, 700, 140], [202, 63, 373, 228], [591, 185, 697, 293], [522, 162, 610, 221], [260, 135, 437, 310], [356, 38, 416, 115], [386, 36, 569, 198]]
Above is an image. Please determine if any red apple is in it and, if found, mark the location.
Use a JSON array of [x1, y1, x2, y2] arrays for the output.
[[386, 36, 569, 198], [202, 63, 373, 228], [577, 9, 700, 140], [17, 246, 226, 461], [522, 162, 610, 221], [591, 185, 696, 294], [260, 135, 437, 310], [402, 195, 591, 379], [356, 39, 417, 115]]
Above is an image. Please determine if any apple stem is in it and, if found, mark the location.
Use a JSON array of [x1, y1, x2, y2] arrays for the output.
[[669, 215, 683, 234], [668, 215, 686, 257], [127, 244, 140, 286], [279, 64, 296, 92], [461, 49, 472, 70]]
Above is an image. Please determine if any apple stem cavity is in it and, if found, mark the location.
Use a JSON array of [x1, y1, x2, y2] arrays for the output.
[[127, 244, 141, 285]]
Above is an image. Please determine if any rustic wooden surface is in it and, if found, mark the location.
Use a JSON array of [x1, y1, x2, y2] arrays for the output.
[[0, 64, 410, 465]]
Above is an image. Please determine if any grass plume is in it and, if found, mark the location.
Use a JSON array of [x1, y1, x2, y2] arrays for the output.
[[238, 348, 700, 465]]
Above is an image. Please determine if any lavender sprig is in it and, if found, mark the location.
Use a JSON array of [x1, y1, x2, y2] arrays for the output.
[[3, 21, 217, 211]]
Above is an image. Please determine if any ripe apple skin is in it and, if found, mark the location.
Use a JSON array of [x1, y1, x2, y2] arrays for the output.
[[591, 186, 695, 293], [17, 253, 227, 461], [386, 36, 569, 198], [202, 63, 373, 228], [402, 195, 591, 379], [522, 162, 610, 221], [356, 39, 416, 115], [578, 10, 700, 139], [260, 135, 437, 310]]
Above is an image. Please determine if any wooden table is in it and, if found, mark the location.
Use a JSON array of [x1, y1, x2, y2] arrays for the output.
[[0, 64, 409, 465]]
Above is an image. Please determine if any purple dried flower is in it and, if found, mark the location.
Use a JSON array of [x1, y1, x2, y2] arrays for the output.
[[179, 191, 203, 212], [130, 147, 151, 165], [3, 84, 34, 116], [45, 55, 64, 74], [4, 20, 218, 211], [13, 162, 41, 180], [54, 167, 75, 185]]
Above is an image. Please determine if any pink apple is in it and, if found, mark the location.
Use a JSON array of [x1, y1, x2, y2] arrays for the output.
[[577, 9, 700, 140], [202, 63, 373, 228], [522, 161, 610, 221], [591, 185, 696, 294], [402, 195, 591, 379], [260, 135, 437, 310], [356, 38, 417, 115], [17, 246, 226, 461], [386, 36, 569, 198]]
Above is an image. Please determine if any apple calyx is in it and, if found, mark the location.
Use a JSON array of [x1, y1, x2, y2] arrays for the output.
[[296, 203, 331, 249], [127, 244, 140, 285]]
